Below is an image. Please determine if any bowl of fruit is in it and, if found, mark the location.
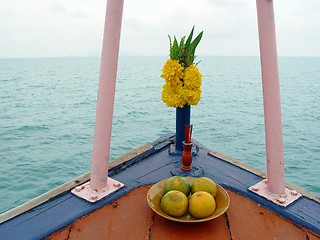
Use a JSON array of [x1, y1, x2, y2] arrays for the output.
[[147, 176, 230, 223]]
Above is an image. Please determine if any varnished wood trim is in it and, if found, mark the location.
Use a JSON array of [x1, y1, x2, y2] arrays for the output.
[[0, 144, 153, 224], [209, 151, 320, 203]]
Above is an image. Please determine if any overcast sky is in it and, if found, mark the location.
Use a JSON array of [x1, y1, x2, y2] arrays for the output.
[[0, 0, 319, 58]]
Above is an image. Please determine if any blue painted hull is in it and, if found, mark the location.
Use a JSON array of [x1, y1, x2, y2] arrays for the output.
[[0, 133, 319, 239]]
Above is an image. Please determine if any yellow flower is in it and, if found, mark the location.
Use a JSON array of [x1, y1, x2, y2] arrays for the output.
[[160, 60, 202, 108], [160, 59, 184, 86], [183, 65, 202, 89], [161, 82, 185, 108], [187, 87, 202, 106]]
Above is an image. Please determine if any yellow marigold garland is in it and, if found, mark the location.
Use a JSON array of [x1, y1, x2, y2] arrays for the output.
[[160, 27, 203, 108], [183, 65, 202, 89], [160, 59, 184, 86], [161, 60, 202, 108]]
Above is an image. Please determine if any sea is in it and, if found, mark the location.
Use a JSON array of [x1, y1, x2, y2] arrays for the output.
[[0, 56, 319, 214]]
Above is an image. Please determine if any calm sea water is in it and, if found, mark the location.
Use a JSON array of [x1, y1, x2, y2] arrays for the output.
[[0, 56, 319, 214]]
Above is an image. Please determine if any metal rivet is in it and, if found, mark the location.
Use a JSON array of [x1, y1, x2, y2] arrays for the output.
[[91, 194, 98, 200], [278, 197, 286, 203], [75, 186, 82, 192], [252, 186, 259, 191], [264, 179, 268, 184], [291, 190, 298, 196]]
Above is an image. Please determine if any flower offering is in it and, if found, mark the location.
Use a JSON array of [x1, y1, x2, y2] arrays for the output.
[[161, 27, 203, 108]]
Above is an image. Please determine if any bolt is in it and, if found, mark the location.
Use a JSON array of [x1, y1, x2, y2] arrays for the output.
[[278, 197, 286, 204], [290, 190, 298, 196], [252, 186, 259, 192], [264, 179, 268, 184], [91, 194, 98, 200], [113, 183, 121, 188], [75, 186, 82, 192]]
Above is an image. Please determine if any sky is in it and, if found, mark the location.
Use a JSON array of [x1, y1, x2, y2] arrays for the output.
[[0, 0, 319, 58]]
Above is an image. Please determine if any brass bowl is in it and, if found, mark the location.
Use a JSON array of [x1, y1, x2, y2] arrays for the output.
[[147, 177, 230, 223]]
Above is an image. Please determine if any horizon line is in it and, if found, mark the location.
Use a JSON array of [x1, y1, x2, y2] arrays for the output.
[[1, 55, 319, 59]]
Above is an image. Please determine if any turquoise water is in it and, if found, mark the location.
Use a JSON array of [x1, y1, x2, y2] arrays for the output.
[[0, 56, 319, 214]]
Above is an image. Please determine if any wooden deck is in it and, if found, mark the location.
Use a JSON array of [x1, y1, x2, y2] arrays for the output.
[[1, 133, 319, 239], [48, 185, 319, 240]]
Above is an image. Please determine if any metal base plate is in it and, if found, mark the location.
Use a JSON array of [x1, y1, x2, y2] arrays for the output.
[[249, 180, 301, 207], [170, 165, 203, 177], [71, 178, 124, 203]]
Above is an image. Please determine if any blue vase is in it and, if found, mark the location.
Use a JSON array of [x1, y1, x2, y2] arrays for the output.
[[176, 105, 191, 151]]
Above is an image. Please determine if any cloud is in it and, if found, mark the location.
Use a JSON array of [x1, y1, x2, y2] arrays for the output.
[[49, 1, 67, 13], [121, 0, 259, 56], [274, 0, 320, 56], [0, 0, 319, 58], [0, 0, 105, 58]]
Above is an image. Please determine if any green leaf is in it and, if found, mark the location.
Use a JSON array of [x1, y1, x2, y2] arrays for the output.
[[179, 36, 185, 49], [178, 37, 186, 67], [189, 31, 203, 58], [168, 35, 173, 59], [191, 31, 203, 50], [185, 26, 194, 50], [168, 27, 203, 66], [172, 36, 179, 60]]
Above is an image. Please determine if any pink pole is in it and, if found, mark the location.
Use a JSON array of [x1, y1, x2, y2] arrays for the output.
[[256, 0, 285, 194], [90, 0, 124, 190]]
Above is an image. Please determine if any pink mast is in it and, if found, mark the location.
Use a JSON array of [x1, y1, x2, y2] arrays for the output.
[[256, 0, 285, 195], [90, 0, 124, 190], [72, 0, 124, 202]]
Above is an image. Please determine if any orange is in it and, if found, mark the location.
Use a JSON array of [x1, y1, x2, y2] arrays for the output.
[[188, 191, 216, 218], [164, 176, 191, 196], [160, 190, 188, 217], [191, 177, 217, 197]]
